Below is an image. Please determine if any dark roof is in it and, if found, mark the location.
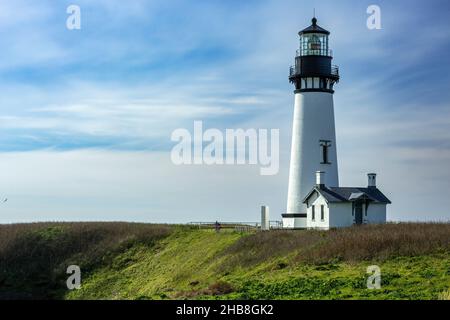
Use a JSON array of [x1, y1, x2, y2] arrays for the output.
[[303, 186, 391, 204], [299, 17, 330, 36]]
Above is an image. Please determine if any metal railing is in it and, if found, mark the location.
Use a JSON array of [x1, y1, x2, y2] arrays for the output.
[[289, 66, 297, 77], [189, 222, 259, 229], [188, 221, 283, 231], [289, 65, 339, 78]]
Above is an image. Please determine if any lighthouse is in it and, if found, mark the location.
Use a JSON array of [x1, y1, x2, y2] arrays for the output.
[[283, 17, 340, 229]]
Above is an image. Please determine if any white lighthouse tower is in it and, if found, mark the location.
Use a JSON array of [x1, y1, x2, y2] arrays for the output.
[[283, 18, 340, 229]]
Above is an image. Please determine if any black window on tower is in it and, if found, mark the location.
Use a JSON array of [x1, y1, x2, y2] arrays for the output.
[[320, 140, 332, 164]]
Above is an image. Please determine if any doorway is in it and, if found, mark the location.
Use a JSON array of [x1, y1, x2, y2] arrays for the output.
[[354, 202, 363, 225]]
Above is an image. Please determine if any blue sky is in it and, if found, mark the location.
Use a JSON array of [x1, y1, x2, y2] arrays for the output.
[[1, 0, 450, 223]]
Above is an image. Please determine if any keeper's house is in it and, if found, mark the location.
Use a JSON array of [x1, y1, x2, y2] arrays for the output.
[[283, 171, 391, 230]]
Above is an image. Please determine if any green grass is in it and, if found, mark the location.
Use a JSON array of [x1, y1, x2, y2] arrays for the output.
[[67, 227, 450, 300], [0, 222, 449, 300], [66, 228, 242, 299]]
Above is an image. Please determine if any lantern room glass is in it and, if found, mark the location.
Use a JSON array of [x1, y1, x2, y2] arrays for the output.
[[299, 33, 329, 56]]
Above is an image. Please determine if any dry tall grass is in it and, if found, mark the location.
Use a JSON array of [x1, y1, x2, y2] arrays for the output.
[[223, 223, 450, 267]]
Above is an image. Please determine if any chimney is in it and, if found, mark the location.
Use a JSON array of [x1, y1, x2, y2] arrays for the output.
[[368, 173, 377, 188], [316, 171, 325, 187]]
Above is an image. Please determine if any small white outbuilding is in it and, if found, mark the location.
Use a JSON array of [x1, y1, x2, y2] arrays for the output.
[[298, 171, 391, 230]]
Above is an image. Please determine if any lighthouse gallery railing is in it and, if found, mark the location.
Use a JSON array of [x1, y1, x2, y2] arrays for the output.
[[289, 65, 339, 78]]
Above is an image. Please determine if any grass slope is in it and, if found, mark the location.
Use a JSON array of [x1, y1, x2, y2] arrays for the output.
[[0, 223, 449, 300]]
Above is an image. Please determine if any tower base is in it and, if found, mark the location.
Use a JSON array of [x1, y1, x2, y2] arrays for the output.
[[282, 213, 307, 229]]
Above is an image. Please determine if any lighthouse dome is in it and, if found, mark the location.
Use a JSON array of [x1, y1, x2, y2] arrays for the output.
[[298, 17, 330, 36]]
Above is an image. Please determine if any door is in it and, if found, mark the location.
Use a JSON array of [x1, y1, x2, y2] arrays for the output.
[[354, 202, 363, 225]]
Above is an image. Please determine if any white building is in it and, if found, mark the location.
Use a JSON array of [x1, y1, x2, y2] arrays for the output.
[[287, 171, 391, 230], [283, 172, 391, 230]]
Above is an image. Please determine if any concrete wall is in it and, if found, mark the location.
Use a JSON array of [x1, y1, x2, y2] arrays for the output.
[[282, 217, 307, 229], [366, 203, 387, 224], [286, 92, 339, 216], [329, 202, 386, 227], [329, 202, 354, 228]]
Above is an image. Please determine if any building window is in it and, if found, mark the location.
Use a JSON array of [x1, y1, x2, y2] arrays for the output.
[[321, 205, 325, 221], [320, 140, 332, 164], [312, 205, 315, 221], [314, 77, 320, 88]]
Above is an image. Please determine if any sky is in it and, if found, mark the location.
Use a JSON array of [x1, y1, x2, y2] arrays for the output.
[[0, 0, 450, 223]]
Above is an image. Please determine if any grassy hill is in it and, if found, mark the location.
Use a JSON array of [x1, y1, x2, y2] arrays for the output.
[[0, 222, 449, 300]]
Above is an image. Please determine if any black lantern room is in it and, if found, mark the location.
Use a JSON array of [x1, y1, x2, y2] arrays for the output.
[[289, 18, 339, 93]]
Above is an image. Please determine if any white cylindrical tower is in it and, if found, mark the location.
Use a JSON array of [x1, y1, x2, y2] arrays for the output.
[[261, 206, 270, 231], [284, 18, 340, 229]]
